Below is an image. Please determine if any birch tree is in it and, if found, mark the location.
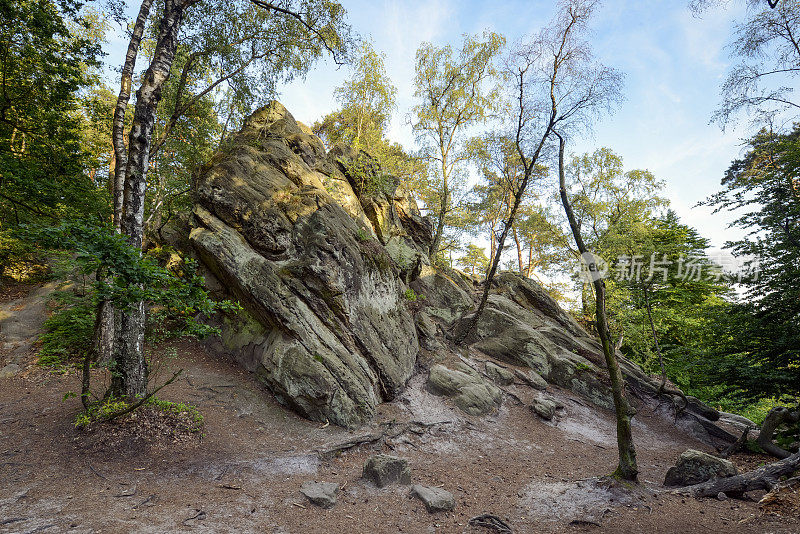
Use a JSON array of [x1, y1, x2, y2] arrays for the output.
[[455, 0, 634, 480], [105, 0, 351, 398], [411, 31, 505, 262]]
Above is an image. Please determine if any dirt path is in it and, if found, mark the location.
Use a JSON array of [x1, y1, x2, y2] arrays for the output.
[[0, 281, 58, 377], [0, 283, 798, 533], [1, 340, 798, 534]]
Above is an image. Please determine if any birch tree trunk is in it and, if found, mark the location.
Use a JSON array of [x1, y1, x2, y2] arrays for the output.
[[110, 0, 189, 399], [513, 225, 524, 274], [98, 0, 155, 367]]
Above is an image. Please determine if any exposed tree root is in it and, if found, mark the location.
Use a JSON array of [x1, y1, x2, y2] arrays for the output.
[[719, 426, 751, 459], [757, 406, 799, 459], [468, 513, 514, 533], [681, 450, 800, 498]]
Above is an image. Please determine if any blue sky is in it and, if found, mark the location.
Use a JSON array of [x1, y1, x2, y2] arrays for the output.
[[274, 0, 752, 252], [101, 0, 754, 253]]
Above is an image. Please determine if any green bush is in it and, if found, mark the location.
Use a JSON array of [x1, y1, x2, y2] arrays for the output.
[[39, 290, 95, 366], [403, 288, 422, 301], [340, 154, 394, 198]]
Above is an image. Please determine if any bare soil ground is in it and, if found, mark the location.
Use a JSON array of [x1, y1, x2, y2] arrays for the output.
[[1, 282, 799, 534]]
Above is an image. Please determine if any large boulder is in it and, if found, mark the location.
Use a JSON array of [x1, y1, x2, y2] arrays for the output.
[[191, 102, 424, 428], [426, 363, 502, 416], [663, 449, 738, 487]]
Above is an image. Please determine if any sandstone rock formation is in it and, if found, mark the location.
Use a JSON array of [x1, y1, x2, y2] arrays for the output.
[[190, 102, 424, 428], [188, 101, 727, 441]]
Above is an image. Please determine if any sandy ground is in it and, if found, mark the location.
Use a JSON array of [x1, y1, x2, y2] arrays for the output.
[[1, 283, 799, 534]]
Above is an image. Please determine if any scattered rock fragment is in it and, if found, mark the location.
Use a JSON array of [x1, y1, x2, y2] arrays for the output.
[[299, 481, 339, 509], [426, 364, 502, 416], [410, 484, 455, 512], [531, 398, 557, 421], [663, 449, 738, 487], [485, 361, 514, 386], [362, 454, 411, 488]]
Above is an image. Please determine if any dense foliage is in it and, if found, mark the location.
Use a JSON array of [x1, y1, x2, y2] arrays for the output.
[[1, 0, 796, 424], [697, 128, 800, 408]]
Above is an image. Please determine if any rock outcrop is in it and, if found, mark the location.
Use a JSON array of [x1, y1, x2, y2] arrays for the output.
[[188, 101, 729, 441], [190, 102, 424, 428]]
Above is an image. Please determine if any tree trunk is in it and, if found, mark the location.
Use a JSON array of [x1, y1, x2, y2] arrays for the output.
[[99, 0, 154, 368], [555, 132, 638, 481], [110, 0, 188, 399], [111, 0, 154, 231], [643, 284, 667, 391], [526, 246, 534, 278], [513, 225, 524, 274], [685, 450, 800, 498], [429, 179, 449, 262]]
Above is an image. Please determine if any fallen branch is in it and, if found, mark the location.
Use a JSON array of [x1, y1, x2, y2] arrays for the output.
[[682, 450, 800, 498]]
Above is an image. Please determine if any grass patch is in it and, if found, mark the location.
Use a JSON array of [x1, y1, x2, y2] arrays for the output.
[[75, 395, 204, 433]]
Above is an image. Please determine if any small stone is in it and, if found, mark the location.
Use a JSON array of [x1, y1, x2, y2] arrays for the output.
[[299, 481, 339, 508], [514, 368, 547, 390], [531, 398, 557, 420], [410, 484, 455, 512], [484, 362, 514, 386], [0, 363, 21, 379], [362, 454, 411, 488], [717, 492, 727, 501]]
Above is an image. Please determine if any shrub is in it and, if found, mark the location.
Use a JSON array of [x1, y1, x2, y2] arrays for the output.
[[39, 290, 95, 366], [340, 153, 394, 198]]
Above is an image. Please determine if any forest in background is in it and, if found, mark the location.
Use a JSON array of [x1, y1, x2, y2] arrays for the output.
[[0, 0, 798, 428]]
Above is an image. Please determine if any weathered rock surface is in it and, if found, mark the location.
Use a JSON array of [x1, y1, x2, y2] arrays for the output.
[[410, 265, 474, 325], [663, 449, 738, 487], [410, 484, 455, 512], [362, 454, 412, 487], [415, 310, 443, 352], [426, 363, 502, 416], [300, 481, 339, 508], [485, 361, 514, 386], [456, 278, 614, 410], [191, 102, 421, 428], [531, 397, 558, 421], [185, 101, 732, 445], [0, 363, 20, 379], [515, 369, 548, 391]]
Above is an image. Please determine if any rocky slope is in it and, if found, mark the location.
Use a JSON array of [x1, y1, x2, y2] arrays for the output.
[[187, 101, 730, 443]]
